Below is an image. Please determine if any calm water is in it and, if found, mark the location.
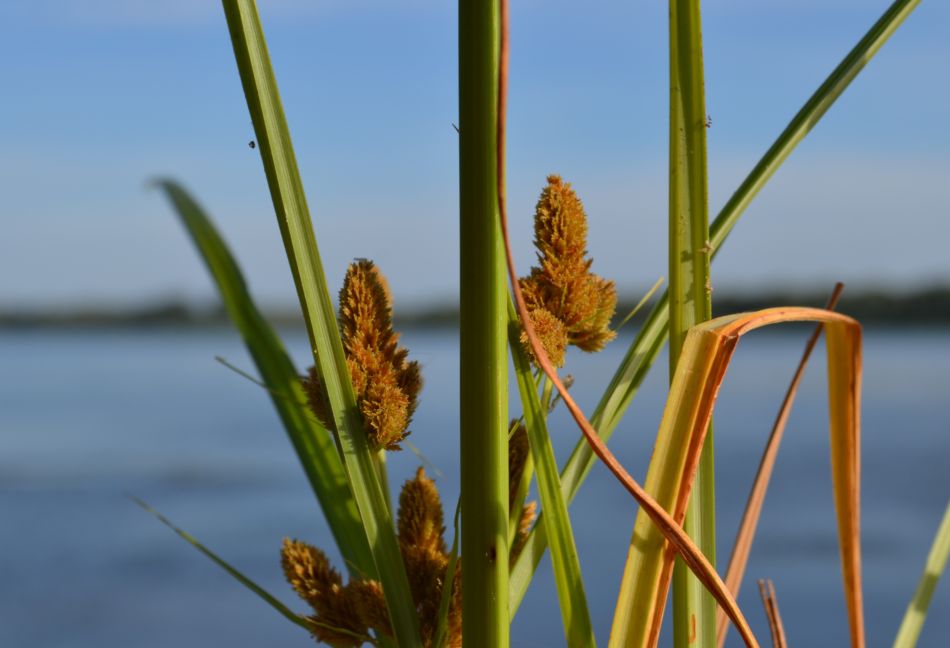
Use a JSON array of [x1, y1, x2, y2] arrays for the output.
[[1, 327, 948, 647]]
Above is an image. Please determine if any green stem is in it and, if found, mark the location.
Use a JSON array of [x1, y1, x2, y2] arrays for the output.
[[459, 0, 509, 645], [668, 2, 715, 646]]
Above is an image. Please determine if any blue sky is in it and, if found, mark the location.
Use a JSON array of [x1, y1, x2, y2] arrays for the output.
[[1, 1, 948, 309]]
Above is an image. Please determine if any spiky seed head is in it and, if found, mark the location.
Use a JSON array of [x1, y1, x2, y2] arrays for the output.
[[519, 500, 538, 537], [533, 174, 590, 285], [518, 175, 617, 361], [281, 538, 341, 609], [570, 274, 617, 352], [338, 260, 394, 360], [398, 467, 446, 555], [510, 501, 538, 562], [394, 467, 461, 646], [401, 543, 451, 646], [358, 375, 411, 450], [305, 588, 369, 648], [520, 307, 568, 368], [303, 260, 422, 450], [345, 579, 392, 639]]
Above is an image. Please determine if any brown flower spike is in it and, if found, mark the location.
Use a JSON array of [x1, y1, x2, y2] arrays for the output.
[[303, 260, 422, 450], [281, 539, 371, 647], [397, 468, 461, 647], [519, 175, 617, 365], [281, 468, 461, 647]]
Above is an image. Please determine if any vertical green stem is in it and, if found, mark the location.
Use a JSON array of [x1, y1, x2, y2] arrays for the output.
[[668, 1, 716, 646], [459, 1, 509, 646]]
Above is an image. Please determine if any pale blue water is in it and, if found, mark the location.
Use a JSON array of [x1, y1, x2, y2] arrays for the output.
[[1, 327, 948, 647]]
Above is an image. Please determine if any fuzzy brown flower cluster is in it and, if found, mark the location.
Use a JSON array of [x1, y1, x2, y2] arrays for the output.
[[519, 175, 617, 366], [398, 468, 462, 646], [281, 539, 389, 646], [282, 468, 460, 647], [303, 260, 422, 450]]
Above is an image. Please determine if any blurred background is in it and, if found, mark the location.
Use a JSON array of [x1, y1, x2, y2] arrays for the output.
[[2, 1, 949, 646]]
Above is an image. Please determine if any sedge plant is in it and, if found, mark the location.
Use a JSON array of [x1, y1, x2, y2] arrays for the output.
[[143, 0, 950, 647]]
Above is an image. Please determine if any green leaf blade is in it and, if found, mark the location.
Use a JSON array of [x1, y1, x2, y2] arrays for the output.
[[220, 2, 421, 644], [131, 497, 314, 634], [508, 301, 597, 647], [155, 179, 373, 580], [893, 499, 950, 648], [710, 0, 921, 256]]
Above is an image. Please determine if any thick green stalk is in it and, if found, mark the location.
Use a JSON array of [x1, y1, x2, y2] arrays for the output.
[[220, 2, 420, 644], [668, 2, 716, 647], [459, 0, 509, 646], [509, 0, 920, 617]]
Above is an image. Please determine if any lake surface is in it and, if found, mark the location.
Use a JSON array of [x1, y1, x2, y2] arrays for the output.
[[1, 327, 948, 647]]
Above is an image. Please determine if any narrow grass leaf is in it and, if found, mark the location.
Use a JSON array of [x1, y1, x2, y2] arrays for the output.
[[508, 442, 534, 549], [709, 0, 920, 255], [508, 299, 597, 647], [717, 283, 843, 647], [616, 277, 665, 331], [130, 497, 313, 634], [893, 499, 950, 648], [611, 307, 864, 648], [155, 180, 373, 580], [220, 2, 420, 643], [432, 500, 462, 648], [509, 0, 919, 612]]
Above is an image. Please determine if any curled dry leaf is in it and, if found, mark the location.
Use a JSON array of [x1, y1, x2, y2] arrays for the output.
[[612, 307, 863, 648]]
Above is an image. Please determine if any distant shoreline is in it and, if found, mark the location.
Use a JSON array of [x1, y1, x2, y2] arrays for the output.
[[4, 287, 950, 330]]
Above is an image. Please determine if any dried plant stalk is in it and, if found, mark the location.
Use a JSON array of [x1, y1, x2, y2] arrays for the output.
[[758, 579, 788, 648], [613, 308, 863, 648]]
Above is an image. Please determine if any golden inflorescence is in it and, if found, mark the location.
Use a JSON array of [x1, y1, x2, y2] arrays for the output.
[[287, 176, 612, 645], [303, 259, 422, 451], [282, 468, 460, 648], [519, 175, 617, 366]]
